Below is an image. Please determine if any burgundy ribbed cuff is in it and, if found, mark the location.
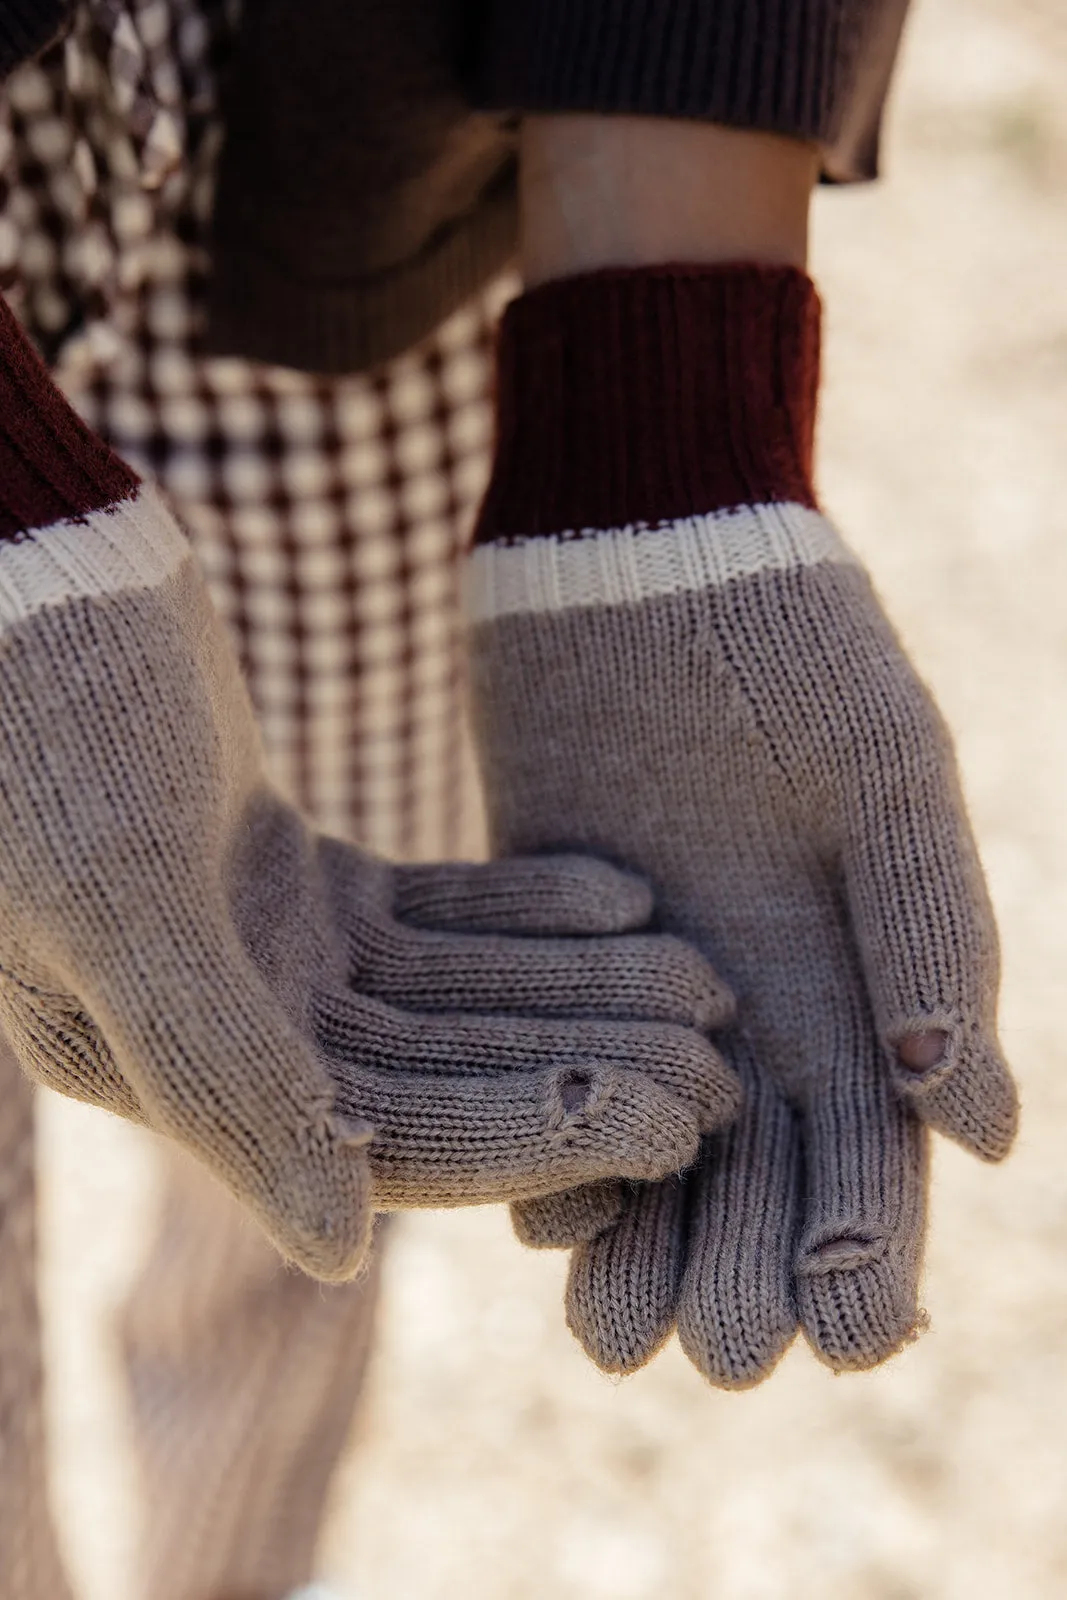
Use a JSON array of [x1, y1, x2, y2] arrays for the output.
[[0, 294, 139, 542], [474, 263, 821, 546]]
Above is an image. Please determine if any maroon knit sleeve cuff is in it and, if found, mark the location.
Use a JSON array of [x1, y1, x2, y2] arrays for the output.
[[0, 294, 139, 542], [473, 263, 821, 547]]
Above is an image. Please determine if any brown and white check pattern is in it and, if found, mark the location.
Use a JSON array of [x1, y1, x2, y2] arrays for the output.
[[0, 0, 509, 861], [0, 5, 507, 1595]]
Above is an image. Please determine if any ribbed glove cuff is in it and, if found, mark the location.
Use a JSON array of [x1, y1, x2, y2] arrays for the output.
[[0, 294, 139, 541], [474, 263, 821, 545]]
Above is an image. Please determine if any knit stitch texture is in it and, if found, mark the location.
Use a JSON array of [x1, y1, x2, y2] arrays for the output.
[[0, 289, 744, 1280], [469, 263, 1019, 1383]]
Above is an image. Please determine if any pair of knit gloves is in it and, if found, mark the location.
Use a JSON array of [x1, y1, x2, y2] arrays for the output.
[[0, 263, 1017, 1386]]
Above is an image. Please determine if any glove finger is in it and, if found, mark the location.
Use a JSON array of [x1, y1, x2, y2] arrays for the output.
[[0, 974, 143, 1120], [349, 1068, 701, 1207], [344, 922, 735, 1033], [676, 1044, 801, 1389], [511, 1182, 624, 1248], [891, 1031, 1015, 1166], [842, 695, 1018, 1161], [313, 989, 742, 1135], [324, 838, 733, 1029], [564, 1177, 687, 1374], [391, 854, 654, 934], [795, 1014, 929, 1373], [82, 939, 374, 1283]]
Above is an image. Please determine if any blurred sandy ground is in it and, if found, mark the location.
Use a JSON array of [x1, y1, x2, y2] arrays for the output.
[[36, 0, 1067, 1595]]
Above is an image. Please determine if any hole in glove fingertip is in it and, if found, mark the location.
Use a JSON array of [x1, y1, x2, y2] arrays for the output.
[[889, 1024, 1019, 1162], [545, 1067, 703, 1181], [895, 1029, 951, 1071], [559, 1069, 594, 1112]]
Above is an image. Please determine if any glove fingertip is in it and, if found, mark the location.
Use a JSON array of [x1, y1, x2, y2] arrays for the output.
[[260, 1121, 376, 1284], [798, 1255, 928, 1375], [889, 1026, 1019, 1162], [511, 1182, 623, 1248], [699, 1050, 745, 1132], [501, 854, 654, 934], [566, 859, 655, 932], [564, 1179, 686, 1375], [392, 855, 653, 935], [676, 1295, 796, 1391], [566, 1242, 675, 1375]]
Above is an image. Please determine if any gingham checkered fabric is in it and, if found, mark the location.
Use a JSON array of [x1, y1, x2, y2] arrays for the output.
[[0, 6, 507, 1595], [0, 0, 509, 861]]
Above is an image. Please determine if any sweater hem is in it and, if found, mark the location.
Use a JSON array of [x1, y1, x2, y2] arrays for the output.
[[0, 0, 69, 80], [203, 179, 518, 376], [476, 0, 913, 185]]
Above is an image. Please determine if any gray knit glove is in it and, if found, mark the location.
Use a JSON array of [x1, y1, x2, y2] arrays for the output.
[[0, 296, 742, 1283], [467, 265, 1019, 1381]]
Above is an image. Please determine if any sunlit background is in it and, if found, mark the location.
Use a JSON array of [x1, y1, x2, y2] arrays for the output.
[[39, 0, 1067, 1594]]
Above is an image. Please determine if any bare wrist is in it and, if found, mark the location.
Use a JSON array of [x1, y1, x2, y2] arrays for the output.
[[520, 115, 818, 288]]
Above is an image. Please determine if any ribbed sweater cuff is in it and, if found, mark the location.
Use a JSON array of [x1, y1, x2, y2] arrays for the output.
[[0, 0, 68, 80], [0, 294, 139, 541], [480, 0, 873, 155], [473, 264, 821, 547]]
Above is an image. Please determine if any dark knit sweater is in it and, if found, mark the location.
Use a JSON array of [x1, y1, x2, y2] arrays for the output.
[[0, 0, 66, 78], [1, 0, 911, 375]]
